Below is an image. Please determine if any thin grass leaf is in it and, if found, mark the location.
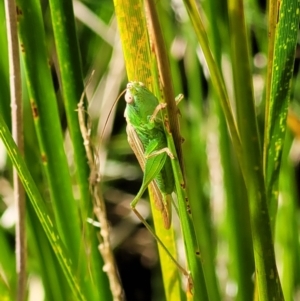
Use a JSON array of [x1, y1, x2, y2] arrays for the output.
[[27, 204, 69, 301], [278, 131, 300, 300], [48, 0, 112, 298], [0, 115, 86, 301], [16, 0, 81, 256], [227, 0, 284, 299], [15, 0, 109, 298], [0, 1, 10, 126], [182, 0, 243, 166], [205, 1, 255, 299], [0, 226, 16, 300], [181, 40, 222, 301], [48, 0, 91, 213]]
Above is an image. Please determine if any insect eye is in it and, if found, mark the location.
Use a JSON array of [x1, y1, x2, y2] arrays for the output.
[[125, 91, 134, 104], [127, 83, 133, 89]]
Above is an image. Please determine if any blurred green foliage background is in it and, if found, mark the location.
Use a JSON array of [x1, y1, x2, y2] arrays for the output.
[[1, 0, 300, 300]]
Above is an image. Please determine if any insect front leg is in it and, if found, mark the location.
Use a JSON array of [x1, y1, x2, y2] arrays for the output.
[[148, 93, 184, 125], [175, 93, 184, 106], [150, 94, 184, 123], [149, 103, 167, 122]]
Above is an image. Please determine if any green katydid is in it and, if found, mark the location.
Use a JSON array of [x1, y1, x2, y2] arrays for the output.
[[124, 81, 191, 285]]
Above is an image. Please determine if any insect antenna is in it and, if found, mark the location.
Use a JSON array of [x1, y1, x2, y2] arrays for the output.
[[100, 88, 127, 145]]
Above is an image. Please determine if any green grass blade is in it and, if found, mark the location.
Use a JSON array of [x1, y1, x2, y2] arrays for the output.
[[264, 0, 300, 226], [205, 0, 255, 299], [16, 0, 81, 256], [182, 0, 242, 164], [264, 0, 279, 107], [113, 0, 152, 85], [181, 36, 221, 301], [48, 0, 90, 213], [15, 0, 111, 298], [169, 139, 209, 301], [278, 131, 300, 300], [0, 226, 16, 300], [27, 204, 69, 301], [227, 0, 284, 299], [0, 115, 86, 301], [48, 0, 112, 299], [0, 0, 10, 126]]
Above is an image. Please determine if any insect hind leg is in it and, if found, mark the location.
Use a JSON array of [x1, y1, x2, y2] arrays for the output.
[[145, 147, 174, 160], [129, 205, 191, 281]]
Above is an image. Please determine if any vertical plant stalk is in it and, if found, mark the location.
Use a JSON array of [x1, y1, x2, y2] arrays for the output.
[[144, 0, 183, 170], [4, 0, 26, 300], [77, 97, 124, 301], [144, 1, 209, 300]]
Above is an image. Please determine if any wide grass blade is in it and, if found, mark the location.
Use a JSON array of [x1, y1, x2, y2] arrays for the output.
[[113, 0, 194, 300], [48, 0, 112, 298], [264, 0, 300, 227]]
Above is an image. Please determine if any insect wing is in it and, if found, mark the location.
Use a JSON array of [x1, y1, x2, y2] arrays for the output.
[[126, 123, 171, 228]]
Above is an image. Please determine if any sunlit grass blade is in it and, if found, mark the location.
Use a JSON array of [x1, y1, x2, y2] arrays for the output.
[[277, 131, 300, 300], [264, 0, 300, 227]]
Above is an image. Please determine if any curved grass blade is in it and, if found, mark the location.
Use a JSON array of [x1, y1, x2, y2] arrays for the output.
[[0, 115, 87, 301]]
